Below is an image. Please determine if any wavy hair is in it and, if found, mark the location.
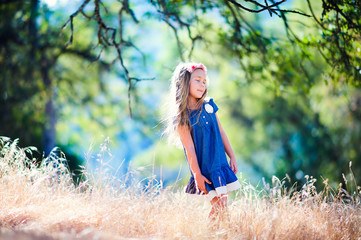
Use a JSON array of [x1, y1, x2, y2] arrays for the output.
[[162, 62, 208, 147]]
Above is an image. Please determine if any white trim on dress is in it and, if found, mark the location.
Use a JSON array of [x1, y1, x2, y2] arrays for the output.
[[207, 180, 241, 201]]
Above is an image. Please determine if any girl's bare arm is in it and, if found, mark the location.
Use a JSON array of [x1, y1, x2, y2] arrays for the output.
[[215, 113, 238, 174], [177, 124, 211, 193]]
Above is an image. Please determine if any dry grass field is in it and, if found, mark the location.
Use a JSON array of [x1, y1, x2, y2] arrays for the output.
[[1, 137, 361, 240]]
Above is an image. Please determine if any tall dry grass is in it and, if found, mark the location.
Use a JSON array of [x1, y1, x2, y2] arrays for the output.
[[0, 137, 361, 240]]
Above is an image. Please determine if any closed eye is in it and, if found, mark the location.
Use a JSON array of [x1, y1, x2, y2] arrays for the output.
[[194, 78, 207, 85]]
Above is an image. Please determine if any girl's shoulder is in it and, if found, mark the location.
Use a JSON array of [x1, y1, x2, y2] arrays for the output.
[[203, 97, 215, 103]]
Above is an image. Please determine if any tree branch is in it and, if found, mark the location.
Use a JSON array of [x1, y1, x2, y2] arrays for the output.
[[227, 0, 310, 17], [61, 0, 91, 47], [61, 0, 154, 119]]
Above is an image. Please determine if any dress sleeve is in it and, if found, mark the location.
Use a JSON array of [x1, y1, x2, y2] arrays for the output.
[[209, 98, 219, 113]]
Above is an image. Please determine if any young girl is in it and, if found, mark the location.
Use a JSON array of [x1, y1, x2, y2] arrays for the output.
[[164, 62, 241, 219]]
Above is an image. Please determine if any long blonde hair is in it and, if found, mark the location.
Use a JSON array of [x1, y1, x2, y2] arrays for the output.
[[162, 62, 208, 147]]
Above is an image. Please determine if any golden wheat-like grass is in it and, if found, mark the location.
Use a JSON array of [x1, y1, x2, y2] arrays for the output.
[[0, 137, 361, 240]]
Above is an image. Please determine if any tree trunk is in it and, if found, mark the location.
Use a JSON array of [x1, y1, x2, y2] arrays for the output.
[[29, 0, 38, 69], [43, 96, 56, 156], [29, 0, 56, 156], [41, 53, 56, 156]]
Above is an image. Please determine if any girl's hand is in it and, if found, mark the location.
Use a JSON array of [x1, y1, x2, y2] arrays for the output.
[[230, 158, 238, 174], [194, 174, 212, 194]]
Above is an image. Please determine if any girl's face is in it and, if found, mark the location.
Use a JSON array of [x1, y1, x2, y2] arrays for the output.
[[189, 69, 207, 99]]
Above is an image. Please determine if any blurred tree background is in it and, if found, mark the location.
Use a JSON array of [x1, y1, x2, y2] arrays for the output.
[[0, 0, 360, 189]]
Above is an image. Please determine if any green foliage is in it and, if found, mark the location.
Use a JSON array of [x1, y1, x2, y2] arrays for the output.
[[303, 0, 361, 86], [133, 139, 185, 169], [0, 1, 126, 172]]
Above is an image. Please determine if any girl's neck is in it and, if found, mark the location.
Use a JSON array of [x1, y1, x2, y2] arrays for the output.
[[188, 96, 199, 110]]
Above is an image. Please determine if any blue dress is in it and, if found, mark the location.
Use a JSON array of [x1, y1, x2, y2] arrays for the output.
[[183, 98, 241, 200]]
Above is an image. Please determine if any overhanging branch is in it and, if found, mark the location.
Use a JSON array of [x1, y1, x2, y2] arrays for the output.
[[61, 0, 154, 119], [227, 0, 310, 17]]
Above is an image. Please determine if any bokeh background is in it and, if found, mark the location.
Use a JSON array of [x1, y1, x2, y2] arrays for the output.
[[1, 0, 360, 190]]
